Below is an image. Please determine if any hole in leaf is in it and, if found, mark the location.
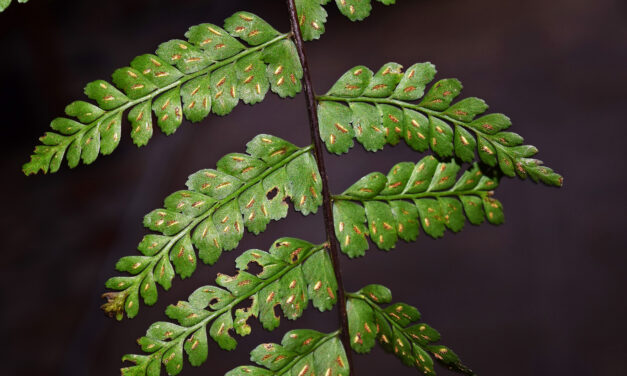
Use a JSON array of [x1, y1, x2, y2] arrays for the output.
[[272, 303, 281, 319], [246, 261, 263, 276], [266, 187, 279, 200], [233, 298, 254, 312]]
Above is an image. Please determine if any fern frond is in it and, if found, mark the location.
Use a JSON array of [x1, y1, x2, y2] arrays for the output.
[[347, 285, 474, 376], [296, 0, 397, 41], [23, 12, 304, 175], [332, 155, 503, 257], [317, 62, 563, 187], [120, 238, 338, 376], [227, 329, 348, 376], [102, 135, 322, 320], [0, 0, 28, 12]]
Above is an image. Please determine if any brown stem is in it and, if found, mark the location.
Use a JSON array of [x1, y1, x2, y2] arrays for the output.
[[285, 1, 355, 374]]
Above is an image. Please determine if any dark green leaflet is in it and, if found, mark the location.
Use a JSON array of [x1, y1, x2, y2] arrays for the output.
[[295, 0, 397, 41], [332, 155, 504, 257], [317, 62, 563, 187], [120, 238, 338, 376], [226, 329, 349, 376], [102, 135, 323, 320], [23, 12, 304, 175], [347, 285, 475, 376]]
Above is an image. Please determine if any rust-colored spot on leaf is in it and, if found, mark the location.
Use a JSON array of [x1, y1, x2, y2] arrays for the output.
[[265, 291, 275, 303], [336, 355, 345, 368], [353, 333, 363, 344], [290, 247, 302, 263], [298, 365, 309, 376], [270, 148, 287, 157], [327, 287, 335, 299]]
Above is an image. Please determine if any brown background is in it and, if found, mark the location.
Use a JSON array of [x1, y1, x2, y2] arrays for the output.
[[1, 0, 626, 375]]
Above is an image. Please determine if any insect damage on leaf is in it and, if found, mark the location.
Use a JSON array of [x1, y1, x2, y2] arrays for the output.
[[102, 135, 322, 320]]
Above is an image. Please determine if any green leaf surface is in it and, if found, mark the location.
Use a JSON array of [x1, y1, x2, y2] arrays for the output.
[[235, 53, 269, 105], [333, 200, 369, 258], [121, 238, 338, 376], [295, 0, 328, 41], [317, 62, 563, 187], [262, 39, 303, 98], [318, 100, 355, 154], [286, 152, 323, 215], [302, 250, 338, 311], [294, 0, 397, 41], [227, 329, 348, 376], [24, 13, 302, 175], [333, 156, 503, 255], [224, 12, 280, 46], [347, 286, 475, 376], [347, 298, 377, 353], [103, 135, 321, 320]]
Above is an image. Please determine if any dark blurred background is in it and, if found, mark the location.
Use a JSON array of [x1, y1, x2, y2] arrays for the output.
[[1, 0, 626, 375]]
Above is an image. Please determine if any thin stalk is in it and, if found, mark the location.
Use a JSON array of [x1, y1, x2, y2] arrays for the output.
[[285, 1, 355, 375]]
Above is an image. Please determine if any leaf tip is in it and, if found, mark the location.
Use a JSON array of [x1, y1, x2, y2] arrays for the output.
[[101, 291, 129, 321], [22, 156, 47, 176]]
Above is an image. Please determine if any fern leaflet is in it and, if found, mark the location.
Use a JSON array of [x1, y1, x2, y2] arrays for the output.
[[347, 285, 474, 376], [332, 155, 503, 257], [227, 329, 348, 376], [317, 62, 563, 187], [23, 12, 303, 175], [296, 0, 397, 41], [120, 238, 338, 376], [102, 135, 322, 320]]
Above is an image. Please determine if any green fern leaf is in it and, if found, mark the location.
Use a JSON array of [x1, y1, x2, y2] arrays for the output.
[[347, 285, 475, 376], [227, 329, 349, 376], [317, 62, 563, 187], [120, 238, 338, 376], [332, 155, 503, 257], [295, 0, 397, 41], [23, 12, 303, 175], [0, 0, 28, 12], [102, 135, 323, 320]]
